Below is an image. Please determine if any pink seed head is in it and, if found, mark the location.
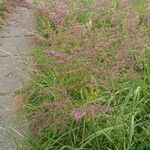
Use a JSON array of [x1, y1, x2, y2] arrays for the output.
[[71, 109, 86, 121]]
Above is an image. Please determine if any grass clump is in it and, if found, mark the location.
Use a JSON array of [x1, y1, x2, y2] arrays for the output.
[[0, 2, 6, 26], [22, 0, 150, 149]]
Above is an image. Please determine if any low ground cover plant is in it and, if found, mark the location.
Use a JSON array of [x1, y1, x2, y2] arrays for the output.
[[21, 0, 150, 149], [0, 2, 6, 26]]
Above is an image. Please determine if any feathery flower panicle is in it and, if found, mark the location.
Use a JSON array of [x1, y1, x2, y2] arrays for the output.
[[36, 4, 50, 17], [71, 20, 87, 36], [31, 100, 72, 135], [5, 0, 33, 29], [31, 99, 114, 135], [71, 109, 87, 121], [27, 34, 42, 46], [71, 103, 114, 121], [49, 1, 68, 25], [142, 9, 150, 24], [44, 49, 70, 63], [6, 0, 31, 8]]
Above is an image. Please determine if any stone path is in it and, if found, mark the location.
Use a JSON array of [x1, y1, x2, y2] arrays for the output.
[[0, 7, 33, 150]]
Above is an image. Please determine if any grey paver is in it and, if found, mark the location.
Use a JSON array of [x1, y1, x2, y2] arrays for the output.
[[0, 7, 33, 150]]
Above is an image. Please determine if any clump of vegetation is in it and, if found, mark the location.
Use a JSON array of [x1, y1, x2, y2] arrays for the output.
[[22, 0, 150, 149], [0, 2, 6, 26], [0, 0, 30, 27]]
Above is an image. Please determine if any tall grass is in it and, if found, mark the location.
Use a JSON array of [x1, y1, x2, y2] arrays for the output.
[[21, 0, 150, 149]]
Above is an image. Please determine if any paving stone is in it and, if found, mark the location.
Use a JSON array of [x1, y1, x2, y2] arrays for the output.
[[0, 7, 33, 150]]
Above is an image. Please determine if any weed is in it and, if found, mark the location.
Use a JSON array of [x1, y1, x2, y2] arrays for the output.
[[0, 2, 6, 26], [21, 0, 150, 149]]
